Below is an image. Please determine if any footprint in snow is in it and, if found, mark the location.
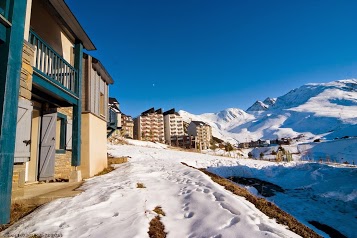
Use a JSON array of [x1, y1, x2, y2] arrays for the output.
[[184, 212, 194, 218], [59, 222, 69, 228], [220, 217, 240, 229], [113, 212, 119, 217], [213, 192, 225, 202], [182, 206, 189, 211], [219, 202, 241, 215]]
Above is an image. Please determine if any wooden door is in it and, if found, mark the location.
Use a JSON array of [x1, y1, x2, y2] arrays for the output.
[[38, 111, 56, 181]]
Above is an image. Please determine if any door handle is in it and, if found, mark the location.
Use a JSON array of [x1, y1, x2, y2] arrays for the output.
[[23, 140, 31, 146]]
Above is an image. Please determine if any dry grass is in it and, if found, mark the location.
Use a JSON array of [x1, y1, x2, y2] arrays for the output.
[[94, 166, 115, 176], [108, 156, 128, 165], [181, 162, 322, 238], [153, 206, 166, 216], [148, 206, 167, 238], [28, 235, 42, 238], [95, 156, 129, 176], [0, 203, 40, 232], [107, 136, 129, 145], [137, 183, 146, 188]]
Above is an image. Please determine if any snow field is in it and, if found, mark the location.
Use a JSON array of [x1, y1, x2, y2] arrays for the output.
[[2, 145, 300, 238]]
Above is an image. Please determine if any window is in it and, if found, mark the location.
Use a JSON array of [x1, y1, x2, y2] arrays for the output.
[[99, 92, 105, 117], [56, 113, 67, 154]]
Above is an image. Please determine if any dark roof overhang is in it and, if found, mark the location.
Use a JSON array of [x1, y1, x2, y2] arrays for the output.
[[49, 0, 96, 50]]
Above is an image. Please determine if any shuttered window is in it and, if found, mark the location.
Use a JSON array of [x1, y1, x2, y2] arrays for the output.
[[14, 99, 33, 163]]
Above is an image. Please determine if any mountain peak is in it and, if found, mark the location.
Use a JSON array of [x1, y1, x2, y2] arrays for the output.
[[246, 100, 269, 112], [263, 97, 276, 106]]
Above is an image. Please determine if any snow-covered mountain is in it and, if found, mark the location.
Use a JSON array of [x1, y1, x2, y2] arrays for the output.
[[246, 100, 269, 112], [179, 79, 357, 144], [178, 108, 254, 144], [246, 97, 276, 112]]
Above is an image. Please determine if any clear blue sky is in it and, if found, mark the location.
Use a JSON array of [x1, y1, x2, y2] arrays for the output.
[[67, 0, 357, 117]]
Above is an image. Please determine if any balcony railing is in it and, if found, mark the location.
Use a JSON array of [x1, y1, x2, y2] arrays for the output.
[[29, 30, 79, 96]]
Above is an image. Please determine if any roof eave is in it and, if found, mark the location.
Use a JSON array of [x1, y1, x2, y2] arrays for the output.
[[49, 0, 96, 50]]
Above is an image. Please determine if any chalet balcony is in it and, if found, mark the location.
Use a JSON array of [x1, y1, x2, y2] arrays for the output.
[[29, 30, 79, 100], [29, 30, 79, 97]]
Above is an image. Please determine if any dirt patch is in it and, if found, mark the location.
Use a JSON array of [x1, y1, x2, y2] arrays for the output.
[[181, 162, 321, 238], [148, 206, 167, 238], [94, 166, 115, 176], [228, 176, 285, 197], [137, 183, 146, 188], [95, 156, 129, 176], [0, 203, 40, 232], [308, 221, 347, 238], [108, 156, 128, 165], [153, 206, 165, 216]]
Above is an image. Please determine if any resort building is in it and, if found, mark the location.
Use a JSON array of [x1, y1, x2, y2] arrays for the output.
[[187, 121, 212, 150], [121, 114, 134, 139], [163, 108, 184, 144], [134, 108, 165, 143]]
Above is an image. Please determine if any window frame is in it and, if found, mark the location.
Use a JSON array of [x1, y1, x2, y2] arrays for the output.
[[99, 92, 105, 118], [56, 112, 67, 154]]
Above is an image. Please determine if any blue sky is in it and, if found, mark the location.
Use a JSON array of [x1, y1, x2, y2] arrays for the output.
[[67, 0, 357, 117]]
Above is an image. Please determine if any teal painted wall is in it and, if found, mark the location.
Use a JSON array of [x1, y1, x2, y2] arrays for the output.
[[72, 42, 83, 166]]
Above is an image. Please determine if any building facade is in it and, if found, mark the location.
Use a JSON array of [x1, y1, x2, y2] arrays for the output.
[[0, 0, 114, 224], [163, 108, 184, 144], [121, 114, 134, 138], [81, 53, 113, 179], [134, 108, 165, 143], [187, 121, 212, 150]]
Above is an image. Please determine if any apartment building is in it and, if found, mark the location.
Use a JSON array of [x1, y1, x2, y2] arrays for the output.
[[134, 108, 165, 143], [163, 108, 184, 144], [121, 114, 134, 138], [187, 121, 212, 150]]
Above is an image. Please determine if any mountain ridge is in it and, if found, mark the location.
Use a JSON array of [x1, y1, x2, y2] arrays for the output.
[[179, 79, 357, 144]]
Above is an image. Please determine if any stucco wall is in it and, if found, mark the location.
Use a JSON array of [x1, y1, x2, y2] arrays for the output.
[[80, 113, 107, 179], [30, 0, 74, 65]]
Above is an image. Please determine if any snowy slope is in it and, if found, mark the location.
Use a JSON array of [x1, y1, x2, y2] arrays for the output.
[[179, 79, 357, 143], [2, 144, 302, 238]]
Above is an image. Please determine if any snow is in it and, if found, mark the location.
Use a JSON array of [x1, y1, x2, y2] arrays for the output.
[[125, 138, 168, 149], [179, 79, 357, 145], [209, 163, 357, 238], [297, 138, 357, 164], [3, 142, 356, 237], [2, 144, 302, 238]]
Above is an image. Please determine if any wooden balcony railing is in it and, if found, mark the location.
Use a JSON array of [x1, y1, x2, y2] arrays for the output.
[[29, 30, 79, 96]]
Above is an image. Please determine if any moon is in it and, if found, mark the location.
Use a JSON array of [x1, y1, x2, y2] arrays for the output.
[[152, 83, 155, 87]]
